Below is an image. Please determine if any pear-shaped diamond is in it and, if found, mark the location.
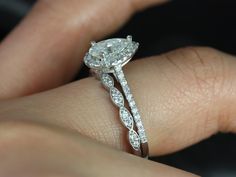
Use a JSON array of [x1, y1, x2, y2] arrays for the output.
[[84, 37, 139, 72]]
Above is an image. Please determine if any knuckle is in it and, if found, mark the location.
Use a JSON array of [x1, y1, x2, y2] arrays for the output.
[[164, 46, 231, 134], [166, 46, 228, 97]]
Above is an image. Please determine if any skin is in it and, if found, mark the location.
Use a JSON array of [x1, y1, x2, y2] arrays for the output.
[[0, 0, 236, 176]]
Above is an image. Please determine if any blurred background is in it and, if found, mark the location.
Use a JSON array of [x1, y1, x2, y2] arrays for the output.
[[1, 0, 236, 176]]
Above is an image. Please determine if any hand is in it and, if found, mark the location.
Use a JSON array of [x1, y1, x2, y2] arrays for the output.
[[0, 0, 235, 176]]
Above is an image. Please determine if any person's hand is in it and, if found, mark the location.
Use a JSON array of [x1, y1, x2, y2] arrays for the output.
[[0, 0, 236, 176]]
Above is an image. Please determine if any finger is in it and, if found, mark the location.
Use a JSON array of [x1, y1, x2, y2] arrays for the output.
[[0, 0, 168, 99], [0, 120, 198, 177], [2, 47, 235, 156]]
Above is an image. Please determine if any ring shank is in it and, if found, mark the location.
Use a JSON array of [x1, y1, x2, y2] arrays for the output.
[[113, 65, 149, 158]]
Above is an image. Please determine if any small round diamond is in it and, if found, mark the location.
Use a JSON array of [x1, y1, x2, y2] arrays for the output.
[[84, 37, 139, 72]]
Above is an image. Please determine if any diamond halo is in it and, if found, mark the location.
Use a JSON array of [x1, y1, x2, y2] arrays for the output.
[[84, 36, 139, 73]]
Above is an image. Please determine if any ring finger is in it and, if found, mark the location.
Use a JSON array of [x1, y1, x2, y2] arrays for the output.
[[1, 46, 236, 156]]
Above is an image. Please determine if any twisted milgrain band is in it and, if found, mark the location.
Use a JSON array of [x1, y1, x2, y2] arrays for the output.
[[100, 73, 142, 156]]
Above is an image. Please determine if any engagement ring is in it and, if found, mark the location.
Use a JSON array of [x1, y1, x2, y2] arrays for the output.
[[84, 36, 149, 158]]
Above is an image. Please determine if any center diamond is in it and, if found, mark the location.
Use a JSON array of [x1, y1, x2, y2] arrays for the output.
[[84, 36, 139, 72]]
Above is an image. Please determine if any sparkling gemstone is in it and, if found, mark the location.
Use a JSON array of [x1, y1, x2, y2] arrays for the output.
[[110, 87, 124, 107], [128, 129, 140, 150], [84, 37, 139, 72], [119, 107, 133, 130], [101, 73, 114, 89], [136, 120, 144, 130], [132, 107, 138, 114], [138, 129, 147, 143], [123, 85, 130, 95], [129, 100, 135, 107]]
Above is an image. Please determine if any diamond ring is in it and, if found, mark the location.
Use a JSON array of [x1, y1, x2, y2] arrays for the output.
[[84, 36, 149, 158]]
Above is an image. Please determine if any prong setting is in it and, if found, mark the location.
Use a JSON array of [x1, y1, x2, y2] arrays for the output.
[[91, 41, 96, 46], [127, 35, 132, 41]]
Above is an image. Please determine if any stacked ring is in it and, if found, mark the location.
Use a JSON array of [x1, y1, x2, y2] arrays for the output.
[[84, 36, 149, 158]]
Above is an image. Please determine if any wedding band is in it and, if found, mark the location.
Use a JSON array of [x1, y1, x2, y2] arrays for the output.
[[84, 36, 149, 158]]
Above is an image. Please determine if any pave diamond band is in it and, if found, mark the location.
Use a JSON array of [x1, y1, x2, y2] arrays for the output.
[[114, 65, 148, 144], [113, 66, 149, 157], [84, 36, 149, 158]]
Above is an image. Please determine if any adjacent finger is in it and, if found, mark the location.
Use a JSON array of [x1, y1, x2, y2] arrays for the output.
[[2, 47, 235, 156], [0, 120, 198, 177], [0, 0, 168, 99]]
